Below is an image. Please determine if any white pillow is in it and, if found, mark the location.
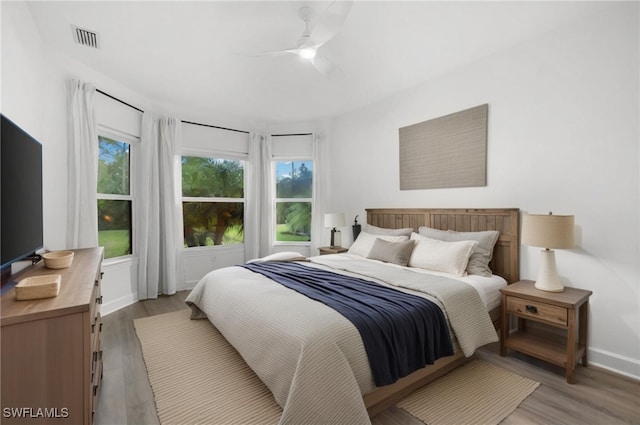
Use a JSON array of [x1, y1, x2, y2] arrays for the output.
[[418, 226, 499, 276], [348, 231, 409, 258], [364, 224, 414, 237], [408, 233, 477, 276]]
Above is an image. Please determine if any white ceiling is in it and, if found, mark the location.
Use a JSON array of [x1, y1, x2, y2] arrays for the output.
[[26, 1, 611, 124]]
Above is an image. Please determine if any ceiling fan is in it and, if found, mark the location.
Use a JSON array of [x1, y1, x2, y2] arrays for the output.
[[256, 1, 354, 77]]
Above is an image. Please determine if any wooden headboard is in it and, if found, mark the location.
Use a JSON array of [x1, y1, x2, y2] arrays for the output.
[[366, 208, 520, 283]]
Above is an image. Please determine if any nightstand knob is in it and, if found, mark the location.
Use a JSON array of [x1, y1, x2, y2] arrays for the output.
[[525, 305, 538, 314]]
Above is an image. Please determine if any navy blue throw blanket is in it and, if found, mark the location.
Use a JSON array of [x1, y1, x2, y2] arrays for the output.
[[240, 261, 454, 386]]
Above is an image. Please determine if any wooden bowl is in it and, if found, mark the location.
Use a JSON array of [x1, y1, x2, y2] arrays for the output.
[[16, 274, 61, 300], [43, 250, 74, 269]]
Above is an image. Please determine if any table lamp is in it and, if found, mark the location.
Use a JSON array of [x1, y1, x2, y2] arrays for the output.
[[324, 213, 346, 247], [522, 212, 575, 292]]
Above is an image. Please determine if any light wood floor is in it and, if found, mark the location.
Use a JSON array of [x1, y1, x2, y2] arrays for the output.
[[94, 291, 640, 425]]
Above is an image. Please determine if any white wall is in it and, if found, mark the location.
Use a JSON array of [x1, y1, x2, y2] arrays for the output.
[[3, 1, 638, 377], [1, 2, 151, 314], [327, 3, 639, 378]]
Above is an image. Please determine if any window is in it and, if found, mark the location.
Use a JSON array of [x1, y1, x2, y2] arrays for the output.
[[182, 156, 245, 247], [275, 160, 313, 242], [97, 135, 132, 259]]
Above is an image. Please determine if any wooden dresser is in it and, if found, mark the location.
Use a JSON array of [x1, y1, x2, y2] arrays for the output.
[[1, 247, 104, 424]]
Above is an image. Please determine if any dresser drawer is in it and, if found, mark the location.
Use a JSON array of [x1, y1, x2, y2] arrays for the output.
[[506, 296, 568, 326]]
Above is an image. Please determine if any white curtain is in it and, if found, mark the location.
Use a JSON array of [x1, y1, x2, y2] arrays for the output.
[[66, 80, 99, 249], [310, 133, 327, 254], [136, 112, 183, 299], [244, 132, 263, 261], [259, 135, 274, 257]]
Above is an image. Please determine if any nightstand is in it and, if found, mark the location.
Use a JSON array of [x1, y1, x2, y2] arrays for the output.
[[500, 280, 592, 384], [318, 246, 348, 255]]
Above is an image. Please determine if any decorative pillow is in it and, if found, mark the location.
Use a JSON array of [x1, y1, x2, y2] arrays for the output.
[[367, 238, 415, 266], [348, 231, 409, 258], [418, 226, 499, 277], [408, 233, 477, 276], [364, 224, 414, 237], [247, 252, 306, 263]]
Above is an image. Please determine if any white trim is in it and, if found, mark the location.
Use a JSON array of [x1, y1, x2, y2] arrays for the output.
[[101, 256, 139, 315], [588, 347, 640, 381], [102, 254, 138, 269], [101, 293, 137, 316], [184, 279, 200, 290], [276, 198, 313, 203], [98, 124, 140, 144], [182, 197, 245, 204], [182, 147, 248, 160], [182, 242, 246, 251], [97, 193, 132, 201]]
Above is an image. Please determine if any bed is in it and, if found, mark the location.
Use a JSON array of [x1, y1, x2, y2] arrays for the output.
[[186, 208, 519, 425]]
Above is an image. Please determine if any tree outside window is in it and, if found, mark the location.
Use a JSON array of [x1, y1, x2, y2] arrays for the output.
[[275, 161, 313, 242], [97, 136, 132, 259], [182, 156, 245, 247]]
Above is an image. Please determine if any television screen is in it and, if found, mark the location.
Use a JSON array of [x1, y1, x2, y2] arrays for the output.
[[1, 114, 44, 269]]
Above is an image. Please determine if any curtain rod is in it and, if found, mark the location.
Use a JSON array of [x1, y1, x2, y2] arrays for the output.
[[96, 89, 143, 113], [181, 120, 249, 135], [95, 89, 250, 135], [271, 133, 313, 137]]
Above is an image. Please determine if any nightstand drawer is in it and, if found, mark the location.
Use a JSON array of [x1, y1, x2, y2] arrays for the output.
[[506, 296, 567, 326]]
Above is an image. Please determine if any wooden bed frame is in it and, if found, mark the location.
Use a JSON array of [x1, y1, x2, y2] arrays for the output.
[[363, 207, 520, 416]]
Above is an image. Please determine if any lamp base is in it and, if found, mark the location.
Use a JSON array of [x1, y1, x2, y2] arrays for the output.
[[331, 230, 342, 248], [534, 249, 565, 292]]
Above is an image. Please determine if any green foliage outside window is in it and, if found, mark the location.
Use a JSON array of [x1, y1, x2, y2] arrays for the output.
[[97, 136, 132, 259], [182, 157, 244, 247], [275, 161, 313, 242]]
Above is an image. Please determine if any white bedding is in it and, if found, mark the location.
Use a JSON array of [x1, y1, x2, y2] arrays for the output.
[[383, 257, 507, 310], [327, 253, 507, 310], [186, 254, 499, 425]]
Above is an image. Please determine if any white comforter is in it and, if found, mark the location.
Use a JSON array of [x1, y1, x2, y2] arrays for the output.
[[186, 254, 498, 425]]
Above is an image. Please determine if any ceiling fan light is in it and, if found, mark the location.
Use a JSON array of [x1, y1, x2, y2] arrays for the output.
[[298, 47, 317, 59]]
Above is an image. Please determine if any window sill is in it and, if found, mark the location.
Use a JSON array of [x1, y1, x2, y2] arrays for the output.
[[102, 254, 138, 268]]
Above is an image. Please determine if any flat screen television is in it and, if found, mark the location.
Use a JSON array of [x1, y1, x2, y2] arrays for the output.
[[1, 114, 44, 277]]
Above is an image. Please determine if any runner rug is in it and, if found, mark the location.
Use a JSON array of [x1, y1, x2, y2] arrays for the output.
[[134, 309, 539, 425]]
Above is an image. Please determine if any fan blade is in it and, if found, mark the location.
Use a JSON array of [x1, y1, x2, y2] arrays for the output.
[[311, 54, 344, 79], [250, 48, 300, 57], [304, 0, 354, 48]]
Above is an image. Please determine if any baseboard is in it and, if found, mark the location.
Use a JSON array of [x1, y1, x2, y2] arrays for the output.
[[589, 347, 640, 381], [182, 280, 199, 291], [102, 293, 138, 316]]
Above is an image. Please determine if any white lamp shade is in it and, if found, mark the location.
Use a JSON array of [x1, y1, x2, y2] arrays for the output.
[[522, 213, 575, 249], [324, 213, 346, 228]]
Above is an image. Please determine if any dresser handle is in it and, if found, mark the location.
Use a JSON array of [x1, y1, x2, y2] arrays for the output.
[[93, 384, 98, 396], [525, 305, 538, 314], [96, 296, 103, 305], [99, 322, 103, 332]]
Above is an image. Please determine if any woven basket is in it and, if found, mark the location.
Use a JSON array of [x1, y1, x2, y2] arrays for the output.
[[16, 274, 61, 300], [43, 250, 74, 269]]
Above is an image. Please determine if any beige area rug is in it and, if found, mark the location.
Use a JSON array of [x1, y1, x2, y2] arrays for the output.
[[135, 309, 539, 425], [397, 359, 539, 425], [134, 309, 282, 425]]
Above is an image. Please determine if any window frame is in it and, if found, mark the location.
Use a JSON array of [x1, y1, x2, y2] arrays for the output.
[[96, 126, 139, 261], [273, 157, 314, 246], [181, 148, 247, 251]]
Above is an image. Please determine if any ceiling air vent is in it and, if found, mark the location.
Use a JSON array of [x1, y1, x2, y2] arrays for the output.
[[72, 25, 100, 49]]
